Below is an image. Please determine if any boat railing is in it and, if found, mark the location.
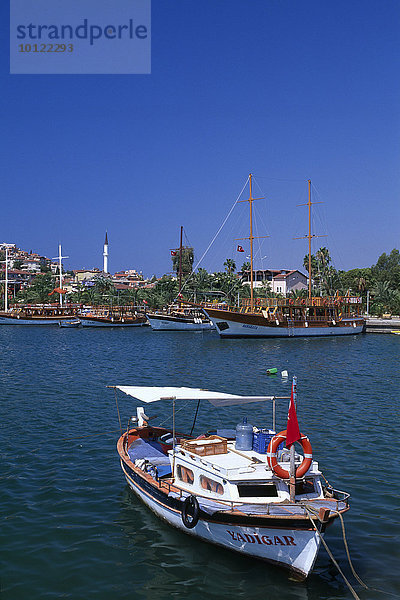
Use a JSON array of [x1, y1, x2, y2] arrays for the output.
[[158, 479, 349, 514]]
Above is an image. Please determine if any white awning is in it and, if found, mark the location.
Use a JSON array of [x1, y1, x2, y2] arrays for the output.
[[110, 385, 276, 407]]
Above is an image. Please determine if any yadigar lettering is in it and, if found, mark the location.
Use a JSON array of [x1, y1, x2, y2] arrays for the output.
[[226, 531, 296, 546]]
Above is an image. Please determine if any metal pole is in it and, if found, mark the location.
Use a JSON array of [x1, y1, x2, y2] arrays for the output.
[[272, 397, 276, 432], [289, 375, 297, 503], [172, 397, 176, 480], [59, 244, 63, 307], [366, 290, 370, 316], [5, 247, 8, 312]]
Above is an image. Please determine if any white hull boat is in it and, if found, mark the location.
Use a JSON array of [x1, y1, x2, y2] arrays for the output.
[[146, 312, 214, 331], [112, 383, 350, 580]]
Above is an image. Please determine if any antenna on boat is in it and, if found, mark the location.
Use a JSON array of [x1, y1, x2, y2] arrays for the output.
[[236, 174, 269, 311], [294, 180, 326, 301]]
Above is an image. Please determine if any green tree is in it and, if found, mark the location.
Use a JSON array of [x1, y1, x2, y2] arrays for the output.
[[16, 272, 56, 303], [223, 258, 236, 274], [171, 247, 194, 278], [372, 249, 400, 289]]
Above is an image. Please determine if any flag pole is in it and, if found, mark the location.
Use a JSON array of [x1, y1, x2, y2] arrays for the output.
[[289, 376, 297, 502]]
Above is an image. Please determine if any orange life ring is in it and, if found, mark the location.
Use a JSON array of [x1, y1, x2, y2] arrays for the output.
[[267, 429, 312, 479]]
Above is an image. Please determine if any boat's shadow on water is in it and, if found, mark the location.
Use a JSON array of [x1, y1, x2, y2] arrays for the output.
[[116, 487, 353, 600]]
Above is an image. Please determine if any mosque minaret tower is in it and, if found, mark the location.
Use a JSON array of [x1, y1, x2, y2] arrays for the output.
[[103, 232, 109, 273]]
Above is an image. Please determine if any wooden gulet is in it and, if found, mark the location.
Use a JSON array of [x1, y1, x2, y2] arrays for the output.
[[199, 175, 365, 337]]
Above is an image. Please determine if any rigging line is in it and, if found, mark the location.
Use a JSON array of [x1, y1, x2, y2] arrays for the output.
[[305, 508, 361, 600], [178, 176, 250, 296]]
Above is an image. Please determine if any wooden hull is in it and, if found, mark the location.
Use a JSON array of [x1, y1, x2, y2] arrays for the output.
[[79, 316, 147, 327], [203, 308, 365, 338]]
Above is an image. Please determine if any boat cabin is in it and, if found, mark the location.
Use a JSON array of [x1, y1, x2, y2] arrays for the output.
[[170, 438, 323, 505]]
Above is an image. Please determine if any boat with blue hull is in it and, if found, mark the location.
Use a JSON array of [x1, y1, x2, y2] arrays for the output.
[[113, 383, 350, 580]]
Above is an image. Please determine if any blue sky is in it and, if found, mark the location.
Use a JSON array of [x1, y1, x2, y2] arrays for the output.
[[1, 0, 399, 277]]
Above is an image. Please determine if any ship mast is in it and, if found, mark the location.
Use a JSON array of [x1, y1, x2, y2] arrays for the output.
[[249, 174, 255, 308], [52, 244, 69, 307], [294, 180, 326, 301], [307, 180, 312, 301], [237, 173, 267, 311], [178, 225, 183, 297], [1, 247, 9, 312]]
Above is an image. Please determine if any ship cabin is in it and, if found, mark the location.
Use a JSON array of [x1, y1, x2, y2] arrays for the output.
[[170, 438, 324, 505]]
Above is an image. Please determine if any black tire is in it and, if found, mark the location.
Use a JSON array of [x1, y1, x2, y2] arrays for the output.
[[181, 495, 199, 529]]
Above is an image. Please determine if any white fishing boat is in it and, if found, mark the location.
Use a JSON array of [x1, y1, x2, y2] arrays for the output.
[[146, 305, 214, 331], [112, 379, 350, 580], [59, 318, 81, 328]]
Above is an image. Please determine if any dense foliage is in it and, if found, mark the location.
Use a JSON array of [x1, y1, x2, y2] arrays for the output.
[[4, 249, 400, 316]]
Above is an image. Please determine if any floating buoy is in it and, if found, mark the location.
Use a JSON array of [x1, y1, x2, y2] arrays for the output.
[[281, 370, 288, 378], [267, 368, 278, 375]]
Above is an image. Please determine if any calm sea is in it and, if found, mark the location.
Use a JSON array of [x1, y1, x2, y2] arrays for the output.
[[1, 326, 399, 600]]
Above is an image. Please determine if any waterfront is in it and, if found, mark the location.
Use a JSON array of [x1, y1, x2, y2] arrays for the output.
[[1, 327, 399, 600]]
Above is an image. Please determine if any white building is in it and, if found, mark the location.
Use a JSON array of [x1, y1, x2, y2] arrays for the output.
[[271, 270, 308, 295]]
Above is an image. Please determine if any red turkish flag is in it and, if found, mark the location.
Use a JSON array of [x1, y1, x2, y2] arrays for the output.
[[171, 250, 177, 256], [286, 380, 301, 448], [237, 245, 244, 252]]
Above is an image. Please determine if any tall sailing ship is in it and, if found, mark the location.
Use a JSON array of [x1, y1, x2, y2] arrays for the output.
[[200, 175, 365, 338]]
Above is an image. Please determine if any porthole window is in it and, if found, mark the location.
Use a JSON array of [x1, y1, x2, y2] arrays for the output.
[[200, 475, 224, 495], [177, 464, 194, 485]]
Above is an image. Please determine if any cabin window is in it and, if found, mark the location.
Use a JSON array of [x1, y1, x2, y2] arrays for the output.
[[200, 475, 224, 495], [237, 483, 278, 498], [295, 478, 315, 495], [177, 464, 194, 485]]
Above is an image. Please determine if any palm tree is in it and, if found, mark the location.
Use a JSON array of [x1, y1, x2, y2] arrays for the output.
[[223, 258, 236, 274]]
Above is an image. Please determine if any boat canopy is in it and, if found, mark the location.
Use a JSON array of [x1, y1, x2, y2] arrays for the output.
[[111, 386, 277, 407]]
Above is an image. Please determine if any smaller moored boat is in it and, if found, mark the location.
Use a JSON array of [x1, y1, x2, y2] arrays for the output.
[[59, 318, 81, 328], [78, 305, 148, 327], [146, 305, 215, 331]]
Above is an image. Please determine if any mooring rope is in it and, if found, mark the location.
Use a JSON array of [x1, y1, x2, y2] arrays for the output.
[[305, 507, 361, 600], [305, 506, 396, 599]]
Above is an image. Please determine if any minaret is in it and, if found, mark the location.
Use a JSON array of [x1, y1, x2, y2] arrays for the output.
[[103, 232, 109, 273]]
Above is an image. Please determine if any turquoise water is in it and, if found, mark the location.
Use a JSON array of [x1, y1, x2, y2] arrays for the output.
[[1, 327, 399, 600]]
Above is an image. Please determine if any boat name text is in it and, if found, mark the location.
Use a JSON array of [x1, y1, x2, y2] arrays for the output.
[[226, 530, 296, 546]]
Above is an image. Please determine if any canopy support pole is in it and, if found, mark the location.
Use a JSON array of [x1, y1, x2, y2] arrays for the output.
[[189, 399, 201, 436], [172, 398, 176, 481]]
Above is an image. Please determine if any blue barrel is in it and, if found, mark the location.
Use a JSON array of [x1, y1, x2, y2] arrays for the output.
[[235, 417, 253, 451]]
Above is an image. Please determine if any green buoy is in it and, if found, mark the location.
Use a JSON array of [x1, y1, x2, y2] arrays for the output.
[[267, 368, 278, 375]]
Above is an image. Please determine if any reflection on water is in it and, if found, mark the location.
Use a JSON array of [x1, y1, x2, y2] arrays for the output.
[[1, 327, 399, 600]]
